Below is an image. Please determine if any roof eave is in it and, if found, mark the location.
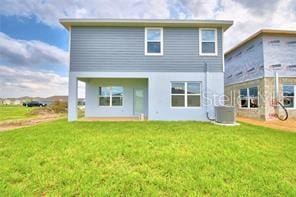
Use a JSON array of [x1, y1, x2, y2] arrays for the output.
[[225, 29, 296, 56], [59, 18, 233, 31]]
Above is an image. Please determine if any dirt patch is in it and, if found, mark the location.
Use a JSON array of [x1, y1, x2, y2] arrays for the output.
[[0, 114, 65, 132], [237, 116, 296, 132]]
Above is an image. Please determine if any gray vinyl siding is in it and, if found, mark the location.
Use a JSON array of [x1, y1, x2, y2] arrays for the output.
[[70, 27, 223, 72]]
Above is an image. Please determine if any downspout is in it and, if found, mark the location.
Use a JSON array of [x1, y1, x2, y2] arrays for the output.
[[274, 72, 279, 102], [204, 62, 215, 121], [274, 72, 288, 121]]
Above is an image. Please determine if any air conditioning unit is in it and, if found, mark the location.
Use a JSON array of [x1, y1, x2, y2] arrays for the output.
[[215, 106, 235, 124]]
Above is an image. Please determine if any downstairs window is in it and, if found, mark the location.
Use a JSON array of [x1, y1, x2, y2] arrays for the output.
[[283, 85, 295, 108], [171, 82, 201, 107], [99, 86, 123, 106], [240, 87, 259, 108]]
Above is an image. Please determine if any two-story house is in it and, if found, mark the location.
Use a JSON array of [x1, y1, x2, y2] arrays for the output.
[[224, 29, 296, 120], [60, 19, 233, 121]]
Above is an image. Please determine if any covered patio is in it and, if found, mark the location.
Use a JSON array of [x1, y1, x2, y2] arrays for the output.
[[68, 72, 148, 121]]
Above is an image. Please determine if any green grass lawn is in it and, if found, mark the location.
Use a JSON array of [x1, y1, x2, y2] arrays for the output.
[[0, 105, 34, 121], [0, 120, 295, 195]]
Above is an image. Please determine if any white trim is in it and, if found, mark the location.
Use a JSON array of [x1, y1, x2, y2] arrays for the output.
[[68, 26, 71, 67], [222, 28, 225, 72], [145, 27, 163, 56], [199, 28, 218, 56], [170, 81, 202, 108], [68, 74, 78, 121]]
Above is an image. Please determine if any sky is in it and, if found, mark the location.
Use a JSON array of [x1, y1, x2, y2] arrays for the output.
[[0, 0, 296, 98]]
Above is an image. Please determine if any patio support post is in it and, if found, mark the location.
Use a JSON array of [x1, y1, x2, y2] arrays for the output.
[[68, 73, 78, 121]]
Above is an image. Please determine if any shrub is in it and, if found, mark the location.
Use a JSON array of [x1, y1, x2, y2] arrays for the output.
[[49, 101, 68, 113], [29, 101, 67, 116], [29, 107, 54, 116]]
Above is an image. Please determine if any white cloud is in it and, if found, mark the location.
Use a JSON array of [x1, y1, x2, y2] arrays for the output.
[[180, 0, 218, 18], [0, 32, 68, 67], [180, 0, 296, 50], [1, 0, 295, 50], [1, 0, 295, 98], [0, 65, 85, 98], [0, 0, 171, 28]]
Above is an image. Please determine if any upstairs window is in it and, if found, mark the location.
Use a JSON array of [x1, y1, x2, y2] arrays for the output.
[[199, 28, 217, 56], [145, 28, 163, 55]]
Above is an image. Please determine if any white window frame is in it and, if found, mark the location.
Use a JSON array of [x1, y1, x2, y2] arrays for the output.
[[145, 27, 163, 56], [283, 85, 296, 108], [199, 28, 218, 56], [170, 81, 202, 108], [239, 86, 259, 109], [98, 86, 124, 107]]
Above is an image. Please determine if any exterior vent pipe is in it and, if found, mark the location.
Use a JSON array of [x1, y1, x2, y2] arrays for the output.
[[274, 72, 288, 121]]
